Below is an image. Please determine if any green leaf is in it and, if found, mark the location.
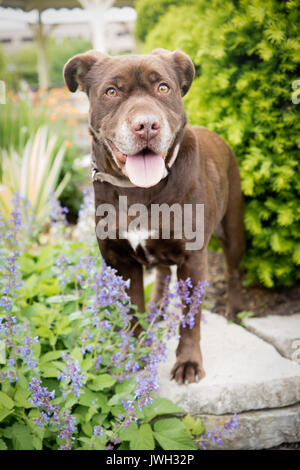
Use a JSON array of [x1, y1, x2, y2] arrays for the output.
[[40, 364, 59, 378], [18, 254, 36, 274], [10, 424, 34, 450], [115, 380, 135, 395], [35, 327, 55, 342], [39, 279, 60, 296], [142, 398, 184, 422], [153, 418, 197, 450], [81, 422, 93, 437], [0, 438, 7, 450], [40, 350, 65, 363], [236, 311, 255, 320], [32, 436, 43, 450], [32, 302, 52, 316], [34, 247, 54, 272], [182, 414, 205, 436], [78, 390, 101, 407], [129, 424, 155, 450], [69, 311, 83, 322], [14, 389, 32, 408], [107, 393, 129, 406], [88, 374, 116, 391], [0, 409, 12, 422], [119, 422, 139, 442], [0, 391, 14, 410], [144, 281, 154, 304], [20, 274, 39, 299]]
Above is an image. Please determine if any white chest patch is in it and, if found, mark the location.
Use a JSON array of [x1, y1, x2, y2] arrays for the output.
[[123, 229, 156, 252]]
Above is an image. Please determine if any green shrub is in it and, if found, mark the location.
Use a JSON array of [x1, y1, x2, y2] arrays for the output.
[[138, 0, 300, 287], [135, 0, 183, 43]]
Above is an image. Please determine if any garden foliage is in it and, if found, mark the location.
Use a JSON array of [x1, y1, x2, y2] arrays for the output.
[[0, 126, 70, 227], [0, 90, 87, 222], [137, 0, 300, 287], [0, 194, 239, 450]]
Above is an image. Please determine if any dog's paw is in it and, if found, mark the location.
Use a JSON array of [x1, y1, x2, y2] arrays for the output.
[[171, 358, 205, 385]]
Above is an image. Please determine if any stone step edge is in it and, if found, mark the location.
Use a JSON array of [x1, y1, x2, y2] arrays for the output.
[[191, 402, 300, 450]]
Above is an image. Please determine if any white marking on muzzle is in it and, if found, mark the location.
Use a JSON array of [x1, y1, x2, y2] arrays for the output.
[[115, 118, 172, 156]]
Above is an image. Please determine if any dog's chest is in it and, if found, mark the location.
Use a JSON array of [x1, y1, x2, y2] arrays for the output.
[[94, 184, 188, 266], [123, 229, 157, 264], [121, 229, 185, 266]]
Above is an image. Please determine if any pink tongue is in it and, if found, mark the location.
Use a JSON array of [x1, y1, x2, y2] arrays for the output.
[[125, 153, 165, 188]]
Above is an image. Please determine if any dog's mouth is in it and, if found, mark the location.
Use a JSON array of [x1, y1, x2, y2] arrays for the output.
[[107, 141, 166, 188]]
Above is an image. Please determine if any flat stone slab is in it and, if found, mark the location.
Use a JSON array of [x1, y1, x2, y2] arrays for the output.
[[197, 404, 300, 450], [243, 314, 300, 363], [157, 311, 300, 415]]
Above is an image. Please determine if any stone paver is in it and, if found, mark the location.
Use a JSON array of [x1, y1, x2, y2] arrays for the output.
[[243, 314, 300, 363], [157, 311, 300, 415], [198, 404, 300, 450]]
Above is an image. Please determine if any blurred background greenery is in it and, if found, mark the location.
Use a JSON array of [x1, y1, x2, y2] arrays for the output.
[[0, 0, 299, 288]]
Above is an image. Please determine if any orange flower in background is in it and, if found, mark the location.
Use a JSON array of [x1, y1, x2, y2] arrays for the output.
[[66, 119, 76, 127], [65, 140, 72, 148]]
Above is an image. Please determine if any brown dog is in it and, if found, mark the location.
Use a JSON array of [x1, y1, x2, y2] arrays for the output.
[[63, 49, 245, 384]]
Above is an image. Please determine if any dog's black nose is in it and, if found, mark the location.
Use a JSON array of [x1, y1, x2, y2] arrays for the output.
[[132, 116, 160, 141]]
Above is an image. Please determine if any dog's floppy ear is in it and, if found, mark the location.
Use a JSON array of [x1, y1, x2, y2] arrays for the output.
[[63, 50, 107, 93], [152, 48, 195, 96]]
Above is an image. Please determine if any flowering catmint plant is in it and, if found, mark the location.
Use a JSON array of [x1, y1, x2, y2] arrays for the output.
[[72, 187, 96, 245], [28, 378, 77, 450], [57, 353, 85, 398], [0, 195, 240, 451], [0, 315, 38, 382], [0, 196, 27, 313], [0, 194, 35, 253], [49, 192, 69, 238]]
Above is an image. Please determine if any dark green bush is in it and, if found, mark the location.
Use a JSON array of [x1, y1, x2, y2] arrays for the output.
[[137, 0, 300, 287]]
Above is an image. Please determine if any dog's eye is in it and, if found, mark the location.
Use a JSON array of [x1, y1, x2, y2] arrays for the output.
[[158, 84, 169, 94], [106, 88, 117, 97]]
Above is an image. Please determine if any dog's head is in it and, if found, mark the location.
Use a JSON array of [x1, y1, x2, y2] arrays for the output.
[[63, 49, 195, 188]]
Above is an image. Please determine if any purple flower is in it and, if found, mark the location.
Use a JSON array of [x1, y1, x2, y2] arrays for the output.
[[15, 335, 38, 368], [95, 355, 102, 370], [28, 378, 77, 450], [49, 192, 68, 234], [93, 425, 104, 437], [223, 413, 239, 436], [207, 428, 223, 446], [28, 378, 56, 411], [58, 411, 77, 450], [57, 353, 85, 397]]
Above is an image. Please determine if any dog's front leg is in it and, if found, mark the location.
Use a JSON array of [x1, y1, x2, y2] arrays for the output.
[[171, 251, 207, 384]]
